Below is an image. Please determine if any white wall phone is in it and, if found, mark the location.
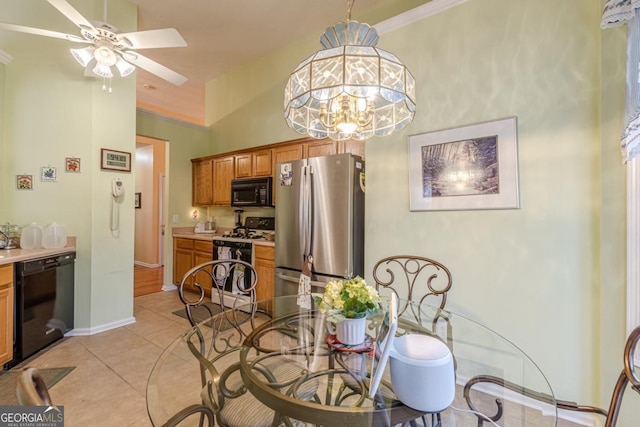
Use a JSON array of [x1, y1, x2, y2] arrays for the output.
[[112, 178, 124, 197], [111, 178, 124, 231]]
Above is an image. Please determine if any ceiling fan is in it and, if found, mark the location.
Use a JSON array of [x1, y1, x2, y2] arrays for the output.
[[0, 0, 188, 86]]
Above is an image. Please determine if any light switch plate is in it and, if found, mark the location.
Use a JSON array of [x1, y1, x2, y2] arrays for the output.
[[172, 214, 179, 223]]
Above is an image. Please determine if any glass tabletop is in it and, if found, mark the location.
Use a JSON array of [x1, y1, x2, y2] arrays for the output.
[[147, 295, 557, 427]]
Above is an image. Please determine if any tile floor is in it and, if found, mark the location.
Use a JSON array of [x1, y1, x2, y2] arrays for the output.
[[8, 289, 585, 427], [12, 289, 188, 427]]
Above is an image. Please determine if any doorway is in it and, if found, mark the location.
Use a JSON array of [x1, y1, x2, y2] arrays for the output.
[[134, 136, 168, 296]]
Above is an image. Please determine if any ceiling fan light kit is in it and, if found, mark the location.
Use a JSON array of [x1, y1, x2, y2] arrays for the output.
[[0, 0, 189, 91], [284, 0, 416, 141]]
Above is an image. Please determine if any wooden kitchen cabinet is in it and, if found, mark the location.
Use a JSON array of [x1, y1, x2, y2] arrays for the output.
[[213, 156, 235, 205], [253, 150, 272, 176], [173, 238, 214, 296], [234, 154, 252, 178], [304, 140, 337, 158], [173, 238, 195, 287], [271, 144, 304, 205], [0, 263, 14, 366], [254, 245, 275, 313], [338, 139, 365, 159], [192, 158, 213, 206], [191, 136, 365, 208], [235, 150, 272, 178]]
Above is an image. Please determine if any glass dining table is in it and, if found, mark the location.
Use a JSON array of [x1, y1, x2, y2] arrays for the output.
[[146, 295, 558, 426]]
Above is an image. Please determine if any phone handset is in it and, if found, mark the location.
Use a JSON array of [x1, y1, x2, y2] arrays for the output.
[[111, 178, 124, 231], [112, 178, 124, 198]]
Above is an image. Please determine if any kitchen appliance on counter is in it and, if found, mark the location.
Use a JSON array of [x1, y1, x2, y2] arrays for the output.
[[212, 216, 275, 308], [231, 177, 273, 207], [274, 153, 365, 314], [8, 251, 75, 368], [194, 216, 217, 234]]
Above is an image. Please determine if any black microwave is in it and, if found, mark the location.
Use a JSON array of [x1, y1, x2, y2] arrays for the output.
[[231, 176, 273, 207]]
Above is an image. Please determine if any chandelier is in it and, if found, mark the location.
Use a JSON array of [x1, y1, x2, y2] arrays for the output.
[[284, 1, 416, 141]]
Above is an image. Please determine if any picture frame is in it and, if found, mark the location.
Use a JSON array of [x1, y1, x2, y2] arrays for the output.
[[135, 192, 141, 209], [408, 116, 519, 211], [65, 157, 81, 173], [101, 148, 131, 172], [16, 175, 33, 190], [40, 166, 57, 182]]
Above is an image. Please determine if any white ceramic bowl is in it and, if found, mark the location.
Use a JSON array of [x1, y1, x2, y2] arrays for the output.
[[389, 334, 455, 412]]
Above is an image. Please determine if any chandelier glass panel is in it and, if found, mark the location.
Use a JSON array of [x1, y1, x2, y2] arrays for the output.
[[284, 19, 416, 141]]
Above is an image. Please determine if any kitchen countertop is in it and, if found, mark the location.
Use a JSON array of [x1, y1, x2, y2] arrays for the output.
[[0, 237, 77, 265], [172, 229, 275, 247]]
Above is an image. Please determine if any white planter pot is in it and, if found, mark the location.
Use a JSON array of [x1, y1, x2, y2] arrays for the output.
[[334, 317, 367, 345]]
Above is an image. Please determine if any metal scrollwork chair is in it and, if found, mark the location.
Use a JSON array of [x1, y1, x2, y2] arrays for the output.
[[374, 255, 454, 427], [372, 255, 454, 359], [372, 255, 453, 314], [464, 326, 640, 427], [337, 256, 454, 427], [167, 260, 316, 427], [16, 367, 53, 406]]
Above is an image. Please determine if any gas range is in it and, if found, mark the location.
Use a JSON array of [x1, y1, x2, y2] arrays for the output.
[[216, 216, 274, 243]]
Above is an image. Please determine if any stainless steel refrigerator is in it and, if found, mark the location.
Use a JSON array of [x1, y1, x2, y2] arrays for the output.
[[274, 152, 365, 314]]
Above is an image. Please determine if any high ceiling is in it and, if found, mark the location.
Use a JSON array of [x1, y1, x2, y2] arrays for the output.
[[129, 0, 426, 126], [0, 0, 430, 126]]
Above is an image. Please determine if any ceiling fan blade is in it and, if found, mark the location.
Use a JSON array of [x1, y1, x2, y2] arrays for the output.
[[0, 23, 86, 42], [118, 28, 187, 50], [47, 0, 95, 31], [122, 51, 188, 86]]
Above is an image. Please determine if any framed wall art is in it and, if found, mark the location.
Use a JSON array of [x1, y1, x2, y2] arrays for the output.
[[16, 175, 33, 190], [101, 148, 131, 172], [135, 192, 141, 209], [408, 116, 519, 211], [65, 157, 81, 173], [40, 166, 57, 182]]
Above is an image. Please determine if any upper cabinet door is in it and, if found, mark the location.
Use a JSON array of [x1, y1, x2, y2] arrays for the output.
[[253, 150, 272, 176], [235, 154, 252, 178], [338, 139, 365, 159], [192, 159, 213, 206], [213, 156, 235, 205], [304, 140, 337, 158]]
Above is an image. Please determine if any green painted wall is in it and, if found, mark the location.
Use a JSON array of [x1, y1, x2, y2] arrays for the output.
[[203, 0, 628, 409], [1, 0, 137, 330]]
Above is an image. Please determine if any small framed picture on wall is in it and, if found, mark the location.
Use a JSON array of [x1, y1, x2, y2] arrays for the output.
[[16, 175, 33, 190]]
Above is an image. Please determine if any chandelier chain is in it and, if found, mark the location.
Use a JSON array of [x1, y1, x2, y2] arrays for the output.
[[346, 0, 355, 20]]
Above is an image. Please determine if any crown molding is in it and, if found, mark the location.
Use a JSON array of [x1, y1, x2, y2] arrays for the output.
[[376, 0, 471, 34], [0, 49, 13, 64]]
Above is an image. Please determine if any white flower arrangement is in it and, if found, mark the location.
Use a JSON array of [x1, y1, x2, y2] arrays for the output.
[[314, 276, 381, 322]]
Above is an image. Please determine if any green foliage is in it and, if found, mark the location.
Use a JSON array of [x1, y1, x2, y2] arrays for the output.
[[313, 276, 381, 322]]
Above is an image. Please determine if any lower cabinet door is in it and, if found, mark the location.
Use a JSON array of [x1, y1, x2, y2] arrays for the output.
[[0, 285, 14, 365]]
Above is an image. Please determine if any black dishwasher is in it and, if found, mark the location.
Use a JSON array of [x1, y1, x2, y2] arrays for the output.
[[9, 252, 75, 368]]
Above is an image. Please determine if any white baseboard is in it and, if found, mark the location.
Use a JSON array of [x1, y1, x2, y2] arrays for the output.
[[162, 283, 177, 292], [456, 374, 602, 427], [65, 316, 136, 336]]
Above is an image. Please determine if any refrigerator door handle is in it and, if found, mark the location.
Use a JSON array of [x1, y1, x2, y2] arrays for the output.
[[275, 271, 326, 288], [299, 164, 307, 258], [307, 163, 314, 257], [301, 164, 312, 259]]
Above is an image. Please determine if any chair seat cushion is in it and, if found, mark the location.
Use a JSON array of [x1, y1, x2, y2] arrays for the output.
[[219, 390, 275, 427]]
